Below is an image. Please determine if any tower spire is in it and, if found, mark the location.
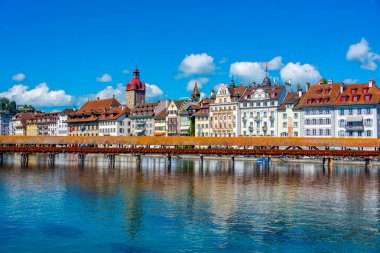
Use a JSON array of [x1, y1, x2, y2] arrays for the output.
[[265, 61, 268, 77]]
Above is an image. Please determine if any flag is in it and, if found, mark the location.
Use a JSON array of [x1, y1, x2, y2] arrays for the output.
[[265, 61, 268, 72], [69, 126, 75, 132], [81, 126, 86, 132]]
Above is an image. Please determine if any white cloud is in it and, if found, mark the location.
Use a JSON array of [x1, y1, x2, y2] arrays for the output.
[[12, 73, 26, 81], [96, 73, 112, 82], [267, 56, 284, 70], [280, 62, 322, 85], [200, 92, 206, 99], [178, 53, 215, 77], [343, 78, 359, 84], [213, 83, 224, 91], [346, 37, 380, 71], [229, 56, 283, 83], [186, 77, 209, 91], [0, 83, 73, 107], [122, 69, 130, 74], [146, 83, 163, 101], [230, 61, 266, 83]]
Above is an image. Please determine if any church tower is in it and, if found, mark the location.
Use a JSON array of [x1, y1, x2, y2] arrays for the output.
[[191, 82, 200, 102], [126, 68, 146, 109]]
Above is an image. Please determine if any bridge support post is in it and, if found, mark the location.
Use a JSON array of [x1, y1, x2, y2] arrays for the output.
[[135, 154, 141, 170], [328, 157, 333, 171], [267, 156, 271, 169], [47, 153, 55, 166], [21, 153, 29, 166], [322, 157, 326, 167], [107, 154, 116, 168], [78, 154, 85, 167], [0, 153, 3, 164], [230, 155, 235, 170], [167, 154, 172, 171], [365, 157, 372, 170], [199, 155, 204, 170]]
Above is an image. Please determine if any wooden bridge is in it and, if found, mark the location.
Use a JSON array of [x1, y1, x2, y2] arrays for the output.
[[0, 136, 379, 169]]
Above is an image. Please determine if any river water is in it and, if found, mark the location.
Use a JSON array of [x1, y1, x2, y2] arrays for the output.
[[0, 154, 379, 252]]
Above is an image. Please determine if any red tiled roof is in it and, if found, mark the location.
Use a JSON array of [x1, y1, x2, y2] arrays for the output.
[[294, 83, 342, 109], [153, 109, 166, 120], [78, 98, 121, 113], [334, 83, 380, 106]]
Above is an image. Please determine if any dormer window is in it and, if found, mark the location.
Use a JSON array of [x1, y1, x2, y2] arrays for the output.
[[323, 98, 329, 103], [352, 95, 359, 102], [341, 96, 348, 102], [364, 94, 372, 101], [316, 90, 322, 95], [363, 88, 369, 93], [325, 89, 331, 94], [351, 88, 357, 94], [307, 99, 313, 105]]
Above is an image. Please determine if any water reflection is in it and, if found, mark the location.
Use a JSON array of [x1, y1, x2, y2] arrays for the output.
[[0, 154, 379, 252]]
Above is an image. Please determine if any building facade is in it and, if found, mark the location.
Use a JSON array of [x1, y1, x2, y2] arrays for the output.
[[277, 90, 302, 137], [98, 107, 131, 136], [239, 78, 287, 137], [210, 81, 246, 137], [194, 99, 211, 137], [334, 80, 380, 138]]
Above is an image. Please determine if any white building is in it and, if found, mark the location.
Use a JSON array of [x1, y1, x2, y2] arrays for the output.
[[239, 77, 287, 137], [0, 112, 13, 136], [334, 80, 380, 138], [98, 107, 131, 136], [295, 80, 341, 137]]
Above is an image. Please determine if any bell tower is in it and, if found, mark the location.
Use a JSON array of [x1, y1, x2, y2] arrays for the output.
[[126, 68, 146, 109]]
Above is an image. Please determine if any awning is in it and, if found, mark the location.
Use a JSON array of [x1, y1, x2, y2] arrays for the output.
[[134, 129, 145, 136], [154, 132, 165, 136], [346, 116, 363, 122]]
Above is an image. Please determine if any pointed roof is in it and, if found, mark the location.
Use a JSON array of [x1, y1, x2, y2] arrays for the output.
[[192, 82, 200, 96]]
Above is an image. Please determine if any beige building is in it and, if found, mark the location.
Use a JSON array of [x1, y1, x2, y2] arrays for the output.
[[194, 99, 211, 137], [277, 90, 302, 137]]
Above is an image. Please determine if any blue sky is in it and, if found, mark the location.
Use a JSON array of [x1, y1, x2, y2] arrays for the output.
[[0, 0, 379, 110]]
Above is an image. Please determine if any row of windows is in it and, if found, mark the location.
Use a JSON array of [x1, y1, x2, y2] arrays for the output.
[[241, 130, 275, 136], [282, 113, 299, 119], [197, 124, 209, 129], [214, 123, 236, 129], [338, 130, 372, 137], [305, 118, 331, 125], [242, 101, 276, 107], [243, 111, 276, 118], [306, 129, 331, 136], [211, 106, 237, 111], [243, 122, 275, 128], [282, 122, 299, 128], [305, 109, 331, 115], [339, 108, 371, 115]]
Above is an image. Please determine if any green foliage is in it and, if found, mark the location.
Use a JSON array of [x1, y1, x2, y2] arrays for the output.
[[0, 97, 17, 113], [189, 118, 195, 136]]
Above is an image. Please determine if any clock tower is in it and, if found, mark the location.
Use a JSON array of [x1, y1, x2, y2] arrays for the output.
[[126, 68, 146, 109]]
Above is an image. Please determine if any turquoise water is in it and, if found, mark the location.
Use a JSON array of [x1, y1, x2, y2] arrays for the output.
[[0, 154, 379, 252]]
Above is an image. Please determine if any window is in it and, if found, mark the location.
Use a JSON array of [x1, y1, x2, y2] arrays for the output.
[[365, 119, 372, 127], [341, 96, 348, 102], [294, 122, 298, 127], [306, 119, 310, 125], [319, 129, 323, 136], [294, 113, 298, 119], [364, 95, 371, 101], [339, 119, 345, 127], [312, 129, 316, 136], [349, 109, 353, 115], [283, 113, 287, 119], [312, 119, 317, 125], [366, 130, 372, 137], [338, 130, 345, 137], [340, 109, 344, 115], [283, 122, 287, 128], [358, 108, 362, 114], [319, 118, 324, 125], [351, 88, 357, 94], [325, 129, 330, 136], [366, 108, 371, 114], [352, 95, 359, 102], [294, 132, 299, 137], [326, 118, 331, 124]]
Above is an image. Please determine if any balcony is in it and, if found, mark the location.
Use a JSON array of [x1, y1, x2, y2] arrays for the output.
[[269, 115, 275, 121], [255, 117, 261, 123], [345, 124, 364, 131]]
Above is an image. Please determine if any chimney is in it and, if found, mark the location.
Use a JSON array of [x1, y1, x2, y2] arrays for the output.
[[340, 85, 344, 93], [297, 88, 302, 98], [306, 82, 310, 91], [97, 97, 100, 100], [211, 89, 215, 96], [369, 79, 375, 88], [166, 99, 169, 108], [328, 79, 333, 84]]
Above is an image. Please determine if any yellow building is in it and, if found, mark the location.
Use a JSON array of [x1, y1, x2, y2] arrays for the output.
[[194, 99, 211, 137], [26, 122, 38, 136], [153, 110, 166, 136]]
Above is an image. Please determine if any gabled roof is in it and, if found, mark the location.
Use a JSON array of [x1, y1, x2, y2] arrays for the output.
[[239, 85, 284, 102], [278, 92, 302, 110], [334, 83, 380, 106], [98, 107, 130, 121], [294, 83, 342, 109], [78, 98, 121, 113], [153, 109, 166, 120]]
